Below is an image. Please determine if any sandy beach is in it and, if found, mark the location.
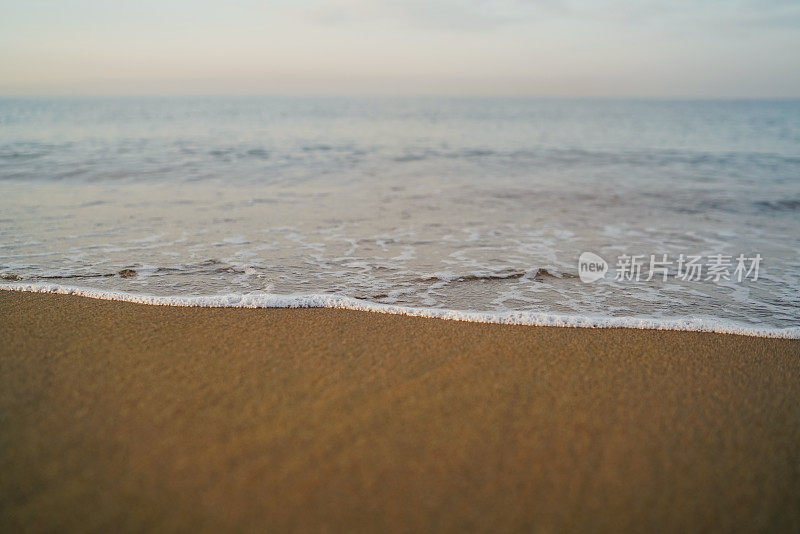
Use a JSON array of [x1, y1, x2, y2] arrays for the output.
[[1, 290, 798, 532]]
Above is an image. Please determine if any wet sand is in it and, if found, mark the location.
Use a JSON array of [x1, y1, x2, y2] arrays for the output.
[[1, 290, 799, 532]]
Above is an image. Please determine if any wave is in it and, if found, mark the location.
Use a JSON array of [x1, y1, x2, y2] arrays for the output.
[[2, 282, 798, 339], [753, 199, 800, 212], [417, 268, 577, 284]]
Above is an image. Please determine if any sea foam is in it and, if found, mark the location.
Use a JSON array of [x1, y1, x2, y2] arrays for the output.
[[2, 283, 798, 339]]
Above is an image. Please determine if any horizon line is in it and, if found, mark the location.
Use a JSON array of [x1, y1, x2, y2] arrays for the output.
[[2, 93, 800, 101]]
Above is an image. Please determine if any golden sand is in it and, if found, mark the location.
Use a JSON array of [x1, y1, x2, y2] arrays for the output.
[[1, 290, 799, 532]]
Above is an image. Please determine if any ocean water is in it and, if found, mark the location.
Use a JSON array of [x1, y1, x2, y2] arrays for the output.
[[1, 97, 799, 336]]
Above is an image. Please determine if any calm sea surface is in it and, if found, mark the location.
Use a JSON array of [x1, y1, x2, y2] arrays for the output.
[[1, 97, 799, 332]]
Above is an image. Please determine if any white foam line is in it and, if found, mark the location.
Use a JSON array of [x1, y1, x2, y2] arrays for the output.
[[2, 282, 799, 339]]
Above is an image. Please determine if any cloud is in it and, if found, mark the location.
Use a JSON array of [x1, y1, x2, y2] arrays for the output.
[[303, 0, 564, 31], [301, 0, 800, 36]]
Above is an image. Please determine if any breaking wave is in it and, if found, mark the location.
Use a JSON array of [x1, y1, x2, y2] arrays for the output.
[[2, 283, 798, 339]]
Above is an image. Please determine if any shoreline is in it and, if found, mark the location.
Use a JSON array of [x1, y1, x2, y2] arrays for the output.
[[2, 290, 799, 531], [2, 283, 798, 339]]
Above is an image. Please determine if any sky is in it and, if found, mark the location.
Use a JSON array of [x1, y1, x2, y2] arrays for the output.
[[1, 0, 799, 97]]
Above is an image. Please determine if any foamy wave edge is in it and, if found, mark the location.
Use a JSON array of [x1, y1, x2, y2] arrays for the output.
[[2, 282, 799, 339]]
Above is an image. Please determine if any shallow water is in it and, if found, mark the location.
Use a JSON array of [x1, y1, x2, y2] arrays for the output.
[[1, 97, 799, 334]]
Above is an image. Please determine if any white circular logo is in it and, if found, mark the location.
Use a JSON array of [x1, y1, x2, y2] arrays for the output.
[[578, 252, 608, 283]]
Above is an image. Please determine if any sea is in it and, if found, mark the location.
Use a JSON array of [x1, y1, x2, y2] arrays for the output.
[[1, 97, 799, 337]]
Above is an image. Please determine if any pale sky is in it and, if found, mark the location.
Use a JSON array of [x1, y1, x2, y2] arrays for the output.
[[1, 0, 799, 97]]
